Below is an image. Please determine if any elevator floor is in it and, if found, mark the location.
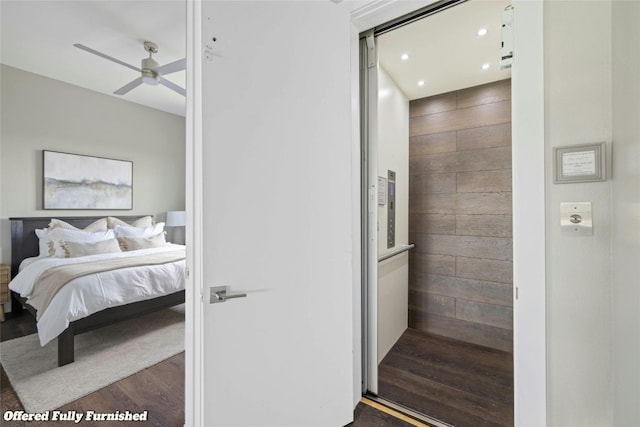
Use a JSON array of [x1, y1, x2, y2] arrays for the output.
[[378, 328, 513, 427]]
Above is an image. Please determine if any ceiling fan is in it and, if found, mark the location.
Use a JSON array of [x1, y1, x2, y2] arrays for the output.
[[73, 41, 186, 97]]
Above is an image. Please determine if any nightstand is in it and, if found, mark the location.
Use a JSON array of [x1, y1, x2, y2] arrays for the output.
[[0, 264, 9, 321]]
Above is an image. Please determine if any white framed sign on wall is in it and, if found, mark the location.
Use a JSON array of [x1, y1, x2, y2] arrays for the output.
[[553, 142, 607, 184]]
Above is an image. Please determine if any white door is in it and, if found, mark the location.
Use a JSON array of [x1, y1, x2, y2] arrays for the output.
[[193, 1, 355, 426]]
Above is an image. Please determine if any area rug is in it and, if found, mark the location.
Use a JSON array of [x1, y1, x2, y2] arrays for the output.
[[0, 304, 184, 413]]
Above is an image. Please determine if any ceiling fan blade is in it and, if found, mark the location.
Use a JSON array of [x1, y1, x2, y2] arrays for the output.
[[74, 43, 141, 73], [159, 77, 186, 97], [114, 77, 144, 95], [156, 58, 186, 76]]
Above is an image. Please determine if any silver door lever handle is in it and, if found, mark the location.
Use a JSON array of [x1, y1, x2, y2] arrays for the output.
[[210, 286, 247, 304]]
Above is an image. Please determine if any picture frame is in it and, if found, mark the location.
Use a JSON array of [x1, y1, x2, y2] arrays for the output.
[[43, 150, 133, 209], [553, 142, 607, 184]]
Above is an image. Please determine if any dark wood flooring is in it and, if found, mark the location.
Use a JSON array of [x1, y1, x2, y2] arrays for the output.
[[1, 310, 185, 427], [378, 328, 514, 427], [1, 310, 415, 426], [1, 354, 185, 427], [0, 309, 37, 341]]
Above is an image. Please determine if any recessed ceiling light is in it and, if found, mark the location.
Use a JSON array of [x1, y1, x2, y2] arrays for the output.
[[477, 28, 488, 37], [401, 53, 409, 61], [418, 80, 425, 87], [482, 63, 491, 70]]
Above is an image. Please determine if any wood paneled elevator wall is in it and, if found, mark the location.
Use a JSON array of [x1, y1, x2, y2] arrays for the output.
[[408, 78, 513, 351]]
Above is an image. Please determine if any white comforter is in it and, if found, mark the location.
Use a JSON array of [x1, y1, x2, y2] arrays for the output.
[[9, 245, 186, 346]]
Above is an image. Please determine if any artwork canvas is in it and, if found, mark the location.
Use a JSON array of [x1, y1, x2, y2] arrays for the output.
[[43, 151, 133, 209]]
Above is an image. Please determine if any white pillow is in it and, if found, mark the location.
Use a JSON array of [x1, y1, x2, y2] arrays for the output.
[[35, 228, 56, 257], [35, 228, 115, 257], [107, 216, 153, 229], [117, 232, 167, 251], [114, 222, 165, 238], [48, 218, 108, 232], [61, 239, 121, 258]]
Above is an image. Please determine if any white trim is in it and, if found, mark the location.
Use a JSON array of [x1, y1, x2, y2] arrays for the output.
[[185, 1, 203, 426], [363, 31, 380, 394], [512, 1, 547, 425], [350, 0, 438, 32], [349, 21, 363, 409]]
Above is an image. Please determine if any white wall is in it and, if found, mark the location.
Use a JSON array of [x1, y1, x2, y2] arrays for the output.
[[544, 2, 613, 425], [376, 67, 409, 363], [611, 1, 640, 425], [0, 65, 186, 266]]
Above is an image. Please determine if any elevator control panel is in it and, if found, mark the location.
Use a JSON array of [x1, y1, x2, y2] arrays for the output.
[[387, 170, 396, 248]]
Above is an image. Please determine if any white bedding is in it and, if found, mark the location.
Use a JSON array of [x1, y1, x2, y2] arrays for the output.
[[9, 245, 186, 346]]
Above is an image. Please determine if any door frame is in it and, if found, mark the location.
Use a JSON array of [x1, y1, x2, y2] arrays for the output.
[[185, 1, 203, 426], [350, 1, 547, 426], [185, 1, 546, 426]]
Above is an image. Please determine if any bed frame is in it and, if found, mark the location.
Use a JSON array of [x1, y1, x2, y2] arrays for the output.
[[9, 216, 185, 367]]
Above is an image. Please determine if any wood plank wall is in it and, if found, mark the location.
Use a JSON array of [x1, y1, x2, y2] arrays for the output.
[[408, 79, 513, 352]]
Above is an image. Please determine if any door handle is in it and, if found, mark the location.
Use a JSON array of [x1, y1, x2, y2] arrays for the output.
[[209, 286, 247, 304]]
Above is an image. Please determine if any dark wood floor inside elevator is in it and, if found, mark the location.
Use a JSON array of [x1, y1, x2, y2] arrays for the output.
[[378, 328, 513, 427]]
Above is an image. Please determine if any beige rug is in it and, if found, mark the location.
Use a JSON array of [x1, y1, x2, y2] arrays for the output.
[[0, 304, 184, 413]]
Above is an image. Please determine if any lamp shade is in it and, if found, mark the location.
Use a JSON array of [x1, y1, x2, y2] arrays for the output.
[[165, 211, 186, 227]]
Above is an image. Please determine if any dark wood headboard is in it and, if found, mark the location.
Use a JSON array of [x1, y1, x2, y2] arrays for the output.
[[9, 216, 149, 278]]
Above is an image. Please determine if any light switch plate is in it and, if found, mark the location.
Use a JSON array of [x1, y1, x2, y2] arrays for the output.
[[560, 202, 593, 236]]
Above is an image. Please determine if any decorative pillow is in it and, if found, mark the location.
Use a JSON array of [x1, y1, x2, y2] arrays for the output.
[[118, 232, 167, 251], [35, 228, 57, 257], [107, 216, 153, 229], [60, 239, 121, 258], [35, 228, 115, 257], [114, 223, 165, 238], [48, 218, 108, 232]]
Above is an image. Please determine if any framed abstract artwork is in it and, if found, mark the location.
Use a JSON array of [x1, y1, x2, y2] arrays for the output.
[[43, 150, 133, 209]]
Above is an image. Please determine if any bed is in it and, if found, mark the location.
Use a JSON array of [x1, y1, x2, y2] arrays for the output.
[[9, 216, 185, 367]]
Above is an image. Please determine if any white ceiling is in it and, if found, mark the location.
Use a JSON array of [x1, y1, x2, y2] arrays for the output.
[[1, 0, 509, 113], [1, 0, 186, 117], [378, 0, 512, 100]]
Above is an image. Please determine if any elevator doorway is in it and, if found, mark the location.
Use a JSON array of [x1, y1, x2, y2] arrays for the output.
[[362, 1, 514, 425]]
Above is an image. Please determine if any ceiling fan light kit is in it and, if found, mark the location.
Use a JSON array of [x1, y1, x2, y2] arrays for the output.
[[73, 40, 185, 96], [141, 41, 160, 85]]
